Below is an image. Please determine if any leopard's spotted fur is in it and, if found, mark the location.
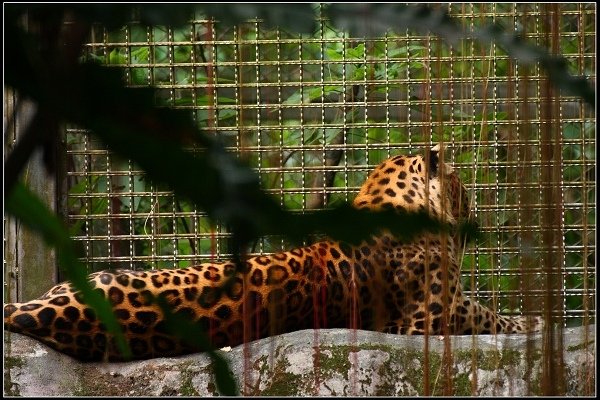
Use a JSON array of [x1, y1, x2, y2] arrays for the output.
[[4, 146, 540, 361]]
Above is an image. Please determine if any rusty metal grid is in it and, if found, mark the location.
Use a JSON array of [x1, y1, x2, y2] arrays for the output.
[[62, 4, 595, 326]]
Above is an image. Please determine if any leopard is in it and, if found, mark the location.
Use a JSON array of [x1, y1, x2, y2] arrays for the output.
[[4, 145, 540, 361]]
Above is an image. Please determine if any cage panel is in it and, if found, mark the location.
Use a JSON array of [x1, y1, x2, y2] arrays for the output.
[[50, 4, 596, 327]]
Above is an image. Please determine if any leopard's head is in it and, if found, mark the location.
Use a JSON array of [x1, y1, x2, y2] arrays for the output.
[[353, 144, 472, 231]]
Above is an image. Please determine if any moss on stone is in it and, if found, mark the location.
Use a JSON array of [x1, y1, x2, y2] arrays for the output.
[[453, 372, 473, 395], [259, 354, 306, 396], [318, 346, 352, 377], [179, 368, 200, 396], [3, 356, 24, 396], [567, 340, 594, 352]]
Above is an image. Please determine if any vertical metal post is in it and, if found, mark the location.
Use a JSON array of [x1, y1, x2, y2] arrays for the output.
[[4, 88, 58, 302]]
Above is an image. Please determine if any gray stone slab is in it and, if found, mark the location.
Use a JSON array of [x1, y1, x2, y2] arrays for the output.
[[3, 326, 595, 396]]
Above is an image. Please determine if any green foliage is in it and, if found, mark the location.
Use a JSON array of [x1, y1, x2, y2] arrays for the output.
[[325, 4, 594, 105]]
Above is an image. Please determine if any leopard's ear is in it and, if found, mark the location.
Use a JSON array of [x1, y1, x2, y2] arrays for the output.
[[428, 144, 441, 177], [429, 143, 453, 177]]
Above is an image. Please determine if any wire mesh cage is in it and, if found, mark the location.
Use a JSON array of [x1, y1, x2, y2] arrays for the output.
[[12, 3, 594, 332]]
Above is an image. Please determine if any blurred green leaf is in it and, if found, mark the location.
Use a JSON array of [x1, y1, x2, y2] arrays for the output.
[[325, 47, 343, 60], [347, 43, 365, 59], [108, 49, 127, 65]]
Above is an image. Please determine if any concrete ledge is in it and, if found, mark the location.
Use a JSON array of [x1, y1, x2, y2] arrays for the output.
[[4, 326, 595, 396]]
